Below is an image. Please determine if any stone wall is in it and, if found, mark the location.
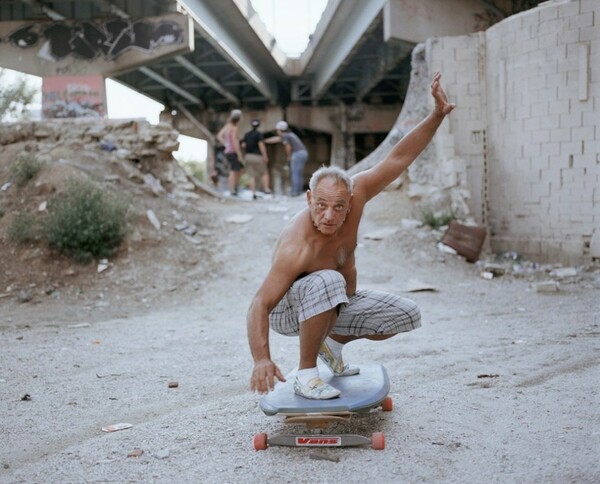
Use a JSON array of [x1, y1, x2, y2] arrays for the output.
[[421, 0, 598, 264], [483, 0, 599, 263]]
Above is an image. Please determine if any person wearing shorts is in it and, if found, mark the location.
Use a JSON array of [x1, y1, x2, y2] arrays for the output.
[[217, 109, 244, 196], [247, 73, 456, 400], [242, 119, 271, 199]]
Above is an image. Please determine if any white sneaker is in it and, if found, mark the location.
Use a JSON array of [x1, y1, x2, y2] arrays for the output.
[[293, 377, 341, 400], [318, 340, 360, 376]]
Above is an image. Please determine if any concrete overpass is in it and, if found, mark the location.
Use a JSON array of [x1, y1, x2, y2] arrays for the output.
[[0, 0, 540, 173]]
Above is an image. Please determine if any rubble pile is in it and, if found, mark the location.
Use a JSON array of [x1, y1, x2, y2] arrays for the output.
[[0, 118, 215, 202], [0, 118, 180, 159]]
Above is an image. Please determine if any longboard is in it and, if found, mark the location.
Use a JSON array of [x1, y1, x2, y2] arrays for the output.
[[253, 363, 392, 450]]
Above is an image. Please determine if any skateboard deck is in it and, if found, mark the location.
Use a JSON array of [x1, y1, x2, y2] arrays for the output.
[[253, 363, 392, 450]]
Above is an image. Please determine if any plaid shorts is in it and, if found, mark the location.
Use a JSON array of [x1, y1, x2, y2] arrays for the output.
[[269, 270, 421, 336]]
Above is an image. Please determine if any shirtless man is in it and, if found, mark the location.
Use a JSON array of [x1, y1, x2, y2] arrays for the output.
[[247, 73, 455, 399]]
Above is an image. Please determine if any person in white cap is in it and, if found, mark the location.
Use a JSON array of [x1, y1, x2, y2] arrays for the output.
[[247, 73, 455, 400], [273, 120, 308, 197], [217, 109, 244, 196]]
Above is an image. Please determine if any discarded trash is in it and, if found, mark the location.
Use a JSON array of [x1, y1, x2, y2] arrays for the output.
[[441, 221, 487, 262], [477, 374, 500, 379], [535, 280, 560, 293], [549, 267, 578, 278], [480, 271, 494, 280], [403, 279, 437, 292], [363, 228, 398, 240], [437, 242, 458, 255], [97, 260, 109, 273], [146, 209, 161, 230], [20, 393, 31, 401], [168, 381, 179, 388], [102, 423, 133, 432], [68, 323, 91, 329], [226, 214, 254, 224], [127, 449, 144, 458], [482, 263, 506, 276]]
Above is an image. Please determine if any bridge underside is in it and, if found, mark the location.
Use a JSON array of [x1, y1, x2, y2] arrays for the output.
[[0, 0, 543, 171]]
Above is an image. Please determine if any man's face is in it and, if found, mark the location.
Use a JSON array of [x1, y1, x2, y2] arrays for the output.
[[307, 177, 352, 236]]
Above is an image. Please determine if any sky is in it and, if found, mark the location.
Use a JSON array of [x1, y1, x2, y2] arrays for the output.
[[1, 0, 328, 161]]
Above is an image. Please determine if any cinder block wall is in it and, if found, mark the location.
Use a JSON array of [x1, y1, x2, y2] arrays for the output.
[[429, 0, 599, 264]]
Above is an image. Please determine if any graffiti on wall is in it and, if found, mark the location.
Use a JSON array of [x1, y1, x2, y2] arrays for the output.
[[42, 75, 106, 118], [4, 18, 184, 62]]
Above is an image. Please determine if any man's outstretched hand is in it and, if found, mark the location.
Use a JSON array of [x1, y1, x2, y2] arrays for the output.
[[250, 358, 286, 394], [431, 72, 456, 116]]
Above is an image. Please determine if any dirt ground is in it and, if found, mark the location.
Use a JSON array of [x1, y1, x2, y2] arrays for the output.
[[1, 149, 600, 482]]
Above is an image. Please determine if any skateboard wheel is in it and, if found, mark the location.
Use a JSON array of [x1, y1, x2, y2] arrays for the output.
[[253, 433, 268, 450], [381, 396, 393, 412], [371, 432, 385, 450]]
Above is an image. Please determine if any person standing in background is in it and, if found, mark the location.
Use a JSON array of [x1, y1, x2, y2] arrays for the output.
[[273, 121, 308, 197], [217, 109, 244, 196], [242, 119, 272, 199]]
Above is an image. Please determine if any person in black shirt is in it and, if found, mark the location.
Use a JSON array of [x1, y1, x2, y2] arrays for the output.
[[242, 119, 271, 199]]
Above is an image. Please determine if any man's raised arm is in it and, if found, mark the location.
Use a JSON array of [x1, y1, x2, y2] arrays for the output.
[[357, 72, 455, 201]]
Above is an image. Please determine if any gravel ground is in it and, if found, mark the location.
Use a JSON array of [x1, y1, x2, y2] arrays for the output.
[[1, 191, 599, 483]]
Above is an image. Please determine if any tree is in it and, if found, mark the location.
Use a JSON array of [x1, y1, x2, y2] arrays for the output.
[[0, 69, 37, 121]]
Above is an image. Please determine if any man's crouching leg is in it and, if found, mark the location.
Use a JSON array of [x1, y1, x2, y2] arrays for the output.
[[294, 306, 342, 400], [331, 290, 422, 342]]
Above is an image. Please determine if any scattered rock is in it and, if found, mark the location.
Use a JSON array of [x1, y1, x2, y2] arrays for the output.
[[16, 290, 33, 303], [168, 381, 179, 388], [127, 449, 144, 458], [401, 218, 423, 229], [152, 449, 170, 459]]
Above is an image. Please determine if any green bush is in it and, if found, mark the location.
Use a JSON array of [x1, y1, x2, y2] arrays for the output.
[[420, 208, 456, 230], [43, 178, 129, 262], [8, 209, 37, 243], [11, 153, 42, 187]]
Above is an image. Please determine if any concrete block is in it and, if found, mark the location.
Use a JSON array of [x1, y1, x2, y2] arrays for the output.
[[559, 112, 583, 128], [580, 26, 600, 42], [569, 13, 594, 29], [539, 3, 560, 22], [572, 126, 595, 141], [590, 231, 600, 258], [558, 1, 582, 18], [532, 129, 551, 143], [581, 0, 600, 14]]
